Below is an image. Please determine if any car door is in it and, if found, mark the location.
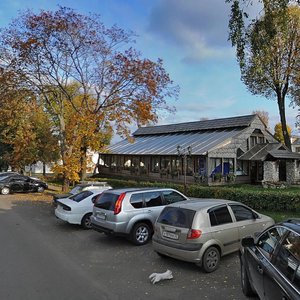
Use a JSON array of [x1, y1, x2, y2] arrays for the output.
[[229, 204, 268, 240], [208, 205, 239, 255], [264, 230, 300, 300], [144, 191, 164, 225], [245, 226, 287, 299], [8, 176, 25, 192]]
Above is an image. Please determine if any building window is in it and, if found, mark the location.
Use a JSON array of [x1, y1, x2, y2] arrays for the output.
[[258, 136, 265, 144], [150, 157, 160, 173], [223, 158, 234, 175], [236, 160, 249, 176], [124, 156, 131, 170], [296, 147, 300, 153], [250, 136, 257, 148], [211, 158, 222, 175]]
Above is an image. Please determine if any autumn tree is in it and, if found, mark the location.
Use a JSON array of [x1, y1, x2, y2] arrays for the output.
[[252, 110, 269, 128], [227, 1, 300, 149], [0, 69, 59, 172], [274, 123, 292, 144], [0, 7, 177, 189]]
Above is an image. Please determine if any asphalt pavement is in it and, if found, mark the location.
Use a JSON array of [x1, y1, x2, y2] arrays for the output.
[[0, 195, 253, 300]]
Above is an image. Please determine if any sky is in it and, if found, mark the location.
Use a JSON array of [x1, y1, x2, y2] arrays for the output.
[[0, 0, 299, 136]]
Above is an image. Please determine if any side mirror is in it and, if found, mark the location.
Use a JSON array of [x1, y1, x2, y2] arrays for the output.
[[241, 236, 255, 248]]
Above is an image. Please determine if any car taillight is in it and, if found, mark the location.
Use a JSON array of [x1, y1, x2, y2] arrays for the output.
[[114, 193, 126, 215], [187, 229, 202, 239], [63, 205, 71, 211]]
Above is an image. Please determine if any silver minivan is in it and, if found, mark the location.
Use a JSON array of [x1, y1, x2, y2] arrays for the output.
[[152, 199, 274, 272], [91, 187, 189, 245]]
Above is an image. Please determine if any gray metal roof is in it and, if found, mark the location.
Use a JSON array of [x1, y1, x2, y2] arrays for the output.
[[107, 128, 242, 155], [238, 143, 300, 161], [133, 114, 256, 136]]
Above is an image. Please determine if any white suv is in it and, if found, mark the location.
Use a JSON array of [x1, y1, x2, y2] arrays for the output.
[[91, 188, 189, 245]]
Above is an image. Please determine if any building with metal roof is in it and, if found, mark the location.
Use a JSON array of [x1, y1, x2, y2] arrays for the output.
[[97, 114, 300, 185]]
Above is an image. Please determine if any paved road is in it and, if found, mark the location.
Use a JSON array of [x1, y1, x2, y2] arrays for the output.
[[0, 196, 252, 300]]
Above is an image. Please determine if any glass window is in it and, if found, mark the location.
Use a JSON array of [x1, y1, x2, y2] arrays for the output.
[[130, 193, 144, 209], [70, 191, 93, 202], [236, 160, 249, 176], [274, 231, 300, 289], [211, 158, 222, 175], [150, 157, 160, 173], [157, 207, 195, 228], [257, 227, 287, 260], [209, 206, 232, 226], [250, 136, 257, 148], [144, 191, 163, 207], [162, 190, 186, 205], [223, 158, 234, 175], [94, 193, 120, 211], [230, 205, 257, 221]]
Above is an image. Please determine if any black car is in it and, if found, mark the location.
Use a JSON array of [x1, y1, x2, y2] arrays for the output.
[[0, 174, 48, 195], [240, 219, 300, 299]]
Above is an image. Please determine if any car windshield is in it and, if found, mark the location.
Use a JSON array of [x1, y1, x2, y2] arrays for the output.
[[70, 186, 84, 194], [157, 207, 195, 228], [69, 191, 93, 202]]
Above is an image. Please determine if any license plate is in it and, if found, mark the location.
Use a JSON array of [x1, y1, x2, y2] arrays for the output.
[[162, 231, 178, 240], [97, 213, 106, 220]]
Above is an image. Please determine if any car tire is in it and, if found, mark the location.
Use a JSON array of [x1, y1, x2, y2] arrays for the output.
[[37, 186, 45, 193], [202, 246, 220, 273], [241, 258, 256, 296], [81, 213, 92, 230], [1, 187, 10, 195], [130, 222, 151, 246]]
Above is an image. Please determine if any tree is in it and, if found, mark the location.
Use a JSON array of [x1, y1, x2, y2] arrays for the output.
[[274, 123, 292, 144], [0, 7, 178, 189], [227, 1, 300, 150], [0, 69, 59, 172], [252, 110, 269, 128]]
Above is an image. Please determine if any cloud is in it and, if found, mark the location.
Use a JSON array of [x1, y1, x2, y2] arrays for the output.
[[147, 0, 233, 63]]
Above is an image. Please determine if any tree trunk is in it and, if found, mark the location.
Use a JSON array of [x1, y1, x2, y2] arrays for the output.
[[277, 94, 291, 149], [80, 145, 87, 181]]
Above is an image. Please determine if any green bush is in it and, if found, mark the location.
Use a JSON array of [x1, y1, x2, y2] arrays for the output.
[[93, 177, 300, 212]]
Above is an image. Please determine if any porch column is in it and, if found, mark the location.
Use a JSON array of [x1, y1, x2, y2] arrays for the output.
[[263, 161, 279, 182]]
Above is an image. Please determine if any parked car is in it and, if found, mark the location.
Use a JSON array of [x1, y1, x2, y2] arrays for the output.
[[53, 181, 112, 205], [240, 219, 300, 299], [91, 188, 189, 245], [152, 198, 274, 273], [0, 174, 48, 195], [55, 189, 111, 229]]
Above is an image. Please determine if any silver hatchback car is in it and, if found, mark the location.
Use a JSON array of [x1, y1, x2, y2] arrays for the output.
[[152, 199, 274, 272], [91, 187, 189, 245]]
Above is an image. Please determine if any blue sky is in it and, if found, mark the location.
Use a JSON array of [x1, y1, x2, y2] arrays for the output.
[[0, 0, 298, 135]]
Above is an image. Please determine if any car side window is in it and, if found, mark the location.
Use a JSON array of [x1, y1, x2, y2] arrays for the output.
[[130, 194, 144, 209], [230, 205, 256, 221], [162, 190, 186, 204], [257, 227, 287, 260], [209, 206, 232, 226], [144, 191, 163, 207], [274, 231, 300, 289]]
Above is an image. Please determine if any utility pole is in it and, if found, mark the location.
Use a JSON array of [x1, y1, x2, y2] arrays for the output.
[[177, 145, 192, 194]]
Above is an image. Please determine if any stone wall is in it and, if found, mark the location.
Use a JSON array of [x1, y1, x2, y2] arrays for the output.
[[286, 161, 296, 184], [263, 161, 279, 182]]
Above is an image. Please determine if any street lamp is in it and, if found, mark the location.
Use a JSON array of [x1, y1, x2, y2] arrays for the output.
[[177, 145, 192, 194]]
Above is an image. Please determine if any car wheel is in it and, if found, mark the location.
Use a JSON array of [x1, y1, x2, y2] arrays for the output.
[[131, 223, 151, 246], [241, 258, 256, 296], [37, 186, 45, 193], [202, 246, 220, 273], [81, 213, 92, 229], [1, 187, 10, 195]]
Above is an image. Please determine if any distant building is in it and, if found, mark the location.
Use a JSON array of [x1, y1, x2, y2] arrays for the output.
[[98, 114, 300, 185]]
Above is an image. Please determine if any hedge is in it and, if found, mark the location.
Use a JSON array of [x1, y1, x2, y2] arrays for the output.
[[93, 177, 300, 212]]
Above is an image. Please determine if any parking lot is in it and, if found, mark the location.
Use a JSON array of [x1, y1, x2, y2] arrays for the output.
[[0, 194, 253, 300]]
